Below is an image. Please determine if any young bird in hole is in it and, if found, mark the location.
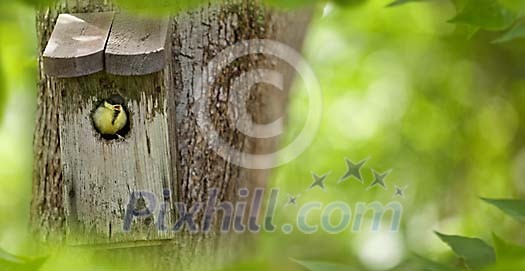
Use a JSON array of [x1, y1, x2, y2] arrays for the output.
[[92, 95, 128, 138]]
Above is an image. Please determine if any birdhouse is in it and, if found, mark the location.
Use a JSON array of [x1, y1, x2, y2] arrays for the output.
[[43, 12, 177, 246]]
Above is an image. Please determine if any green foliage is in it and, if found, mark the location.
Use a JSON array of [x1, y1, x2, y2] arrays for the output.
[[114, 0, 207, 15], [482, 234, 525, 269], [0, 0, 524, 271], [448, 0, 516, 30], [435, 232, 496, 269], [330, 0, 368, 8], [0, 248, 47, 271], [493, 20, 525, 43], [114, 0, 320, 15], [0, 61, 4, 124], [424, 198, 525, 270], [292, 259, 360, 271], [397, 254, 462, 271], [388, 0, 525, 42], [492, 233, 525, 261], [386, 0, 428, 7], [499, 0, 525, 11], [0, 0, 54, 8], [264, 0, 319, 9], [0, 8, 15, 23], [481, 198, 525, 223], [481, 260, 525, 270]]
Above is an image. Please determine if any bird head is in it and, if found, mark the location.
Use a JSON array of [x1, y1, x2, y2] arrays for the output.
[[104, 95, 126, 113]]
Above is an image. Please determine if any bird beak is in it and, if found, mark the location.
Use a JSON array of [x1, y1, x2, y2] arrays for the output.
[[113, 105, 122, 112]]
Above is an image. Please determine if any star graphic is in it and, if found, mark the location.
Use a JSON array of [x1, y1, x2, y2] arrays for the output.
[[308, 171, 331, 191], [393, 185, 407, 198], [285, 193, 300, 207], [367, 169, 392, 190], [338, 157, 369, 184]]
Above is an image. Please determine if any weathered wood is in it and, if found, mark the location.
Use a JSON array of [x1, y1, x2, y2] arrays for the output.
[[58, 69, 177, 245], [105, 14, 170, 76], [43, 12, 114, 78], [33, 0, 312, 268]]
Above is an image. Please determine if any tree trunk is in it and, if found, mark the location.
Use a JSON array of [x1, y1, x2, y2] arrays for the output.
[[31, 0, 311, 268]]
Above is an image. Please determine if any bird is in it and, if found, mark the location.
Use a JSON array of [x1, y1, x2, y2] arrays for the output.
[[92, 94, 129, 139]]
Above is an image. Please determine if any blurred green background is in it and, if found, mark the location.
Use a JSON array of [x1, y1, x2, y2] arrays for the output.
[[0, 0, 37, 257], [0, 0, 524, 270]]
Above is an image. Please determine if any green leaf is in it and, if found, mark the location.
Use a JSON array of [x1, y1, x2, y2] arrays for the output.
[[466, 25, 481, 39], [331, 0, 367, 8], [481, 197, 525, 223], [481, 256, 525, 270], [0, 249, 25, 265], [449, 0, 516, 30], [386, 0, 428, 7], [397, 254, 462, 271], [0, 0, 55, 8], [292, 259, 360, 271], [219, 260, 272, 271], [451, 0, 469, 9], [492, 233, 525, 260], [498, 0, 525, 12], [493, 20, 525, 43], [0, 248, 47, 271], [435, 231, 496, 269]]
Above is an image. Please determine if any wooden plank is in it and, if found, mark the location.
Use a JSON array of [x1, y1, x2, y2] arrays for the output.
[[43, 12, 114, 78], [58, 67, 178, 245], [106, 14, 170, 76]]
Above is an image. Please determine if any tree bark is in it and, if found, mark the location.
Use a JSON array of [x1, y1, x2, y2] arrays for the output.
[[31, 0, 311, 268]]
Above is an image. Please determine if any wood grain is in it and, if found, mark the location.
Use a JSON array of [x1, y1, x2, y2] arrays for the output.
[[34, 0, 312, 266], [105, 14, 170, 76], [43, 12, 114, 78], [58, 69, 178, 245]]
